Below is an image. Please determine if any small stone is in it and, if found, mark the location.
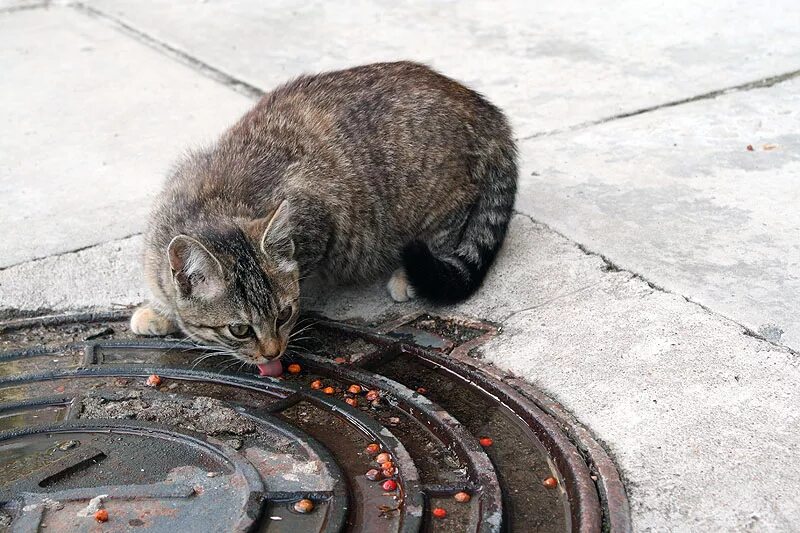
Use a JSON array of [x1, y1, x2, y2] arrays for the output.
[[206, 472, 219, 478], [57, 440, 79, 451], [293, 499, 314, 514], [226, 438, 243, 450], [746, 144, 754, 151]]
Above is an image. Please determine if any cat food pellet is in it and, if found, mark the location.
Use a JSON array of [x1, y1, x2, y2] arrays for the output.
[[293, 499, 314, 514], [432, 508, 447, 519], [746, 144, 754, 151], [454, 491, 471, 503], [323, 386, 335, 395], [382, 466, 396, 477], [479, 437, 493, 447], [94, 510, 109, 522], [348, 384, 362, 394], [287, 363, 302, 374], [365, 390, 380, 401], [365, 468, 383, 481], [380, 461, 394, 470], [345, 397, 358, 407], [366, 443, 381, 455], [310, 380, 323, 390], [375, 452, 391, 464], [146, 374, 162, 387], [334, 357, 347, 364], [382, 479, 398, 491], [543, 476, 558, 488], [416, 387, 427, 394]]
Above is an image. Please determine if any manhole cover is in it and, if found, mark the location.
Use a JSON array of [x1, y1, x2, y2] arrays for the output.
[[0, 311, 630, 532]]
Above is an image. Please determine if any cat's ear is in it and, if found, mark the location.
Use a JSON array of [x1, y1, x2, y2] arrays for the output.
[[167, 235, 225, 299], [253, 200, 295, 259]]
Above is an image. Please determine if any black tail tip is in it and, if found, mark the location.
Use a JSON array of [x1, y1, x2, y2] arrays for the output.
[[401, 240, 477, 305]]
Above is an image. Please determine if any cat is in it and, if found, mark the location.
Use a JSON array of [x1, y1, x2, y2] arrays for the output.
[[131, 61, 517, 376]]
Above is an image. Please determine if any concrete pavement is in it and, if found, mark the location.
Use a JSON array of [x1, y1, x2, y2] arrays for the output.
[[1, 1, 799, 530]]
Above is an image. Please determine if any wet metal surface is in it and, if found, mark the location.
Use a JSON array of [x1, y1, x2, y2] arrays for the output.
[[0, 311, 630, 532]]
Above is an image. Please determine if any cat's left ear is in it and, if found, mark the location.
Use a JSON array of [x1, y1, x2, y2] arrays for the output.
[[250, 200, 295, 259]]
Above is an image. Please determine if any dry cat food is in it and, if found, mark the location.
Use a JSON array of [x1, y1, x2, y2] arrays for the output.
[[375, 452, 391, 464], [454, 491, 471, 503], [323, 386, 335, 395], [365, 390, 380, 401], [94, 509, 109, 522], [365, 468, 383, 482], [432, 507, 447, 519], [366, 443, 380, 455], [543, 476, 558, 489], [479, 437, 493, 447], [310, 379, 323, 390], [145, 374, 162, 387], [293, 499, 314, 514], [287, 363, 302, 374], [382, 479, 398, 491], [345, 397, 358, 407]]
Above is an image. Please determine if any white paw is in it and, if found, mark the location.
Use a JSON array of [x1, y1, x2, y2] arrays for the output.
[[130, 305, 179, 336], [387, 269, 415, 303]]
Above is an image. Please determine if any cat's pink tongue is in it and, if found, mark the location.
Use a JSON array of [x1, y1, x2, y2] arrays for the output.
[[257, 359, 283, 377]]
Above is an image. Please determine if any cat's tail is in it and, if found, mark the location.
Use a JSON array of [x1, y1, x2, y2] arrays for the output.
[[402, 144, 518, 304]]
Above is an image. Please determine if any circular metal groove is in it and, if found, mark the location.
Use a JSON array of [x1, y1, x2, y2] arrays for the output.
[[0, 311, 630, 532]]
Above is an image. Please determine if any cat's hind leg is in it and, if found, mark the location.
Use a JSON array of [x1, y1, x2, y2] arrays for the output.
[[387, 268, 416, 302], [130, 304, 179, 336]]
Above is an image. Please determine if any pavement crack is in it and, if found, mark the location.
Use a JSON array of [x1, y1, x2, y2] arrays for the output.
[[517, 67, 800, 141], [499, 283, 600, 323], [511, 211, 799, 356], [0, 233, 142, 272], [71, 2, 264, 99], [0, 2, 51, 14]]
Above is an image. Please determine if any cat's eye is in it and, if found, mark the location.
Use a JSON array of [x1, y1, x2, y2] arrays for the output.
[[228, 324, 254, 339], [276, 307, 293, 328]]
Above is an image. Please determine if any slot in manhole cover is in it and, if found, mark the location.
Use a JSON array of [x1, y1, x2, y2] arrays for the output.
[[0, 311, 630, 532]]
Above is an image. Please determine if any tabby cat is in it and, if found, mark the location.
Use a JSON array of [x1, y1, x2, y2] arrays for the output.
[[131, 61, 517, 376]]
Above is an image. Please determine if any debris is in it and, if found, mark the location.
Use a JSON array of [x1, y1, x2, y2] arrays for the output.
[[56, 440, 78, 451], [454, 491, 471, 503], [365, 390, 380, 401], [293, 499, 314, 514], [146, 374, 162, 387], [763, 143, 778, 151], [543, 476, 558, 489], [206, 471, 219, 478], [432, 507, 447, 519], [84, 327, 114, 341], [226, 438, 243, 450], [76, 494, 108, 517], [387, 417, 400, 425], [365, 468, 384, 481], [746, 144, 754, 151]]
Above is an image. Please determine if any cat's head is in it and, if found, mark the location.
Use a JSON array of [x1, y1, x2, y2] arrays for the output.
[[165, 200, 300, 366]]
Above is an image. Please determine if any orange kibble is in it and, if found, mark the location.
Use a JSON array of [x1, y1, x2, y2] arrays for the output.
[[348, 384, 362, 394], [345, 397, 358, 407], [146, 374, 161, 387], [366, 443, 381, 455], [375, 452, 391, 464], [432, 507, 447, 519], [365, 390, 380, 401], [454, 491, 471, 503], [382, 466, 396, 477], [94, 509, 109, 522], [287, 363, 302, 374], [416, 387, 427, 394], [543, 476, 558, 489], [323, 386, 335, 395], [479, 437, 493, 447], [380, 461, 394, 470], [310, 379, 323, 390], [293, 498, 314, 514], [382, 479, 398, 491], [334, 357, 347, 364]]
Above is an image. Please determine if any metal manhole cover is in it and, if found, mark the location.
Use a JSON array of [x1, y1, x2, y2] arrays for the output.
[[0, 311, 630, 532]]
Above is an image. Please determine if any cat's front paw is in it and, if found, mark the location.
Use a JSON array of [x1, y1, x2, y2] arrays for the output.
[[387, 268, 416, 302], [130, 305, 179, 336]]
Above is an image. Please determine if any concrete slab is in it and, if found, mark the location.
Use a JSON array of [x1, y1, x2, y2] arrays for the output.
[[0, 6, 252, 267], [85, 0, 800, 136], [516, 78, 800, 351]]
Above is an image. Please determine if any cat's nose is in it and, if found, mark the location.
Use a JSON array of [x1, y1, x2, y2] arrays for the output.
[[259, 338, 282, 359]]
